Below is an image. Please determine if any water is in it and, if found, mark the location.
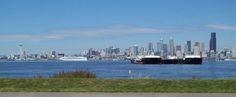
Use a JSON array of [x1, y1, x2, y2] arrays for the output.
[[0, 60, 236, 79]]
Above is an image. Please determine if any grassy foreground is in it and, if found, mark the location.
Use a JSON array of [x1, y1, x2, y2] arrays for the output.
[[0, 78, 236, 92]]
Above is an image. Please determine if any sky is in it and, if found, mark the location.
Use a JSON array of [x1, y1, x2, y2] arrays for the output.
[[0, 0, 236, 54]]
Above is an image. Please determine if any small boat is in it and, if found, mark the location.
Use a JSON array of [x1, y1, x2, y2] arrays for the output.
[[59, 56, 87, 61]]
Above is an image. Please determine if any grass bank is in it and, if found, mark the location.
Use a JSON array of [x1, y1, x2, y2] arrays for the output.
[[0, 78, 236, 92]]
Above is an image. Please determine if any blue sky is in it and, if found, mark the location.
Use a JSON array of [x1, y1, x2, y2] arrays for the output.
[[0, 0, 236, 54]]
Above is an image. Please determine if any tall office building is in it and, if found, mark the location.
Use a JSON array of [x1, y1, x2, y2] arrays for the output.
[[194, 42, 200, 56], [200, 42, 205, 52], [194, 42, 200, 47], [193, 45, 200, 56], [209, 32, 217, 52], [88, 48, 93, 58], [200, 42, 207, 57], [162, 43, 168, 58], [139, 47, 145, 56], [169, 38, 175, 56], [129, 47, 135, 58], [19, 44, 23, 60], [176, 45, 183, 58], [187, 41, 191, 54], [148, 42, 154, 55], [133, 45, 139, 56], [156, 42, 162, 53], [232, 48, 236, 58], [176, 45, 182, 51], [157, 39, 163, 55]]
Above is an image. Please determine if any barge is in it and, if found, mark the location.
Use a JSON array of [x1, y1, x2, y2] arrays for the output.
[[131, 55, 202, 64]]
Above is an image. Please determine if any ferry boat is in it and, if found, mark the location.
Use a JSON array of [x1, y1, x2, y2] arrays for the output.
[[131, 55, 202, 64], [59, 56, 87, 61], [223, 58, 236, 61]]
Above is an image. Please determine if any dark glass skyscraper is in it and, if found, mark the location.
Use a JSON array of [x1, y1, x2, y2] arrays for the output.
[[187, 41, 191, 52], [209, 32, 216, 52]]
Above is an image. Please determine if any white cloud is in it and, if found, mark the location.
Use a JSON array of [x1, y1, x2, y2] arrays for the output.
[[0, 25, 197, 41], [0, 34, 65, 41], [49, 25, 163, 37], [206, 24, 236, 30]]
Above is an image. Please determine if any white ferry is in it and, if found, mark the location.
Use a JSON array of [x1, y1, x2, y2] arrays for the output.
[[59, 56, 87, 61]]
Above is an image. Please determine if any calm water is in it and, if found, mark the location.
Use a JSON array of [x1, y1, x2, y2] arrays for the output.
[[0, 60, 236, 79]]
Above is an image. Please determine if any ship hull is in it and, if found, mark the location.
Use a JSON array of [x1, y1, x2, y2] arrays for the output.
[[133, 58, 202, 64]]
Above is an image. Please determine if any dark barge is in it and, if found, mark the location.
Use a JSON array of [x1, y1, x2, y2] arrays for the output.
[[131, 55, 202, 64]]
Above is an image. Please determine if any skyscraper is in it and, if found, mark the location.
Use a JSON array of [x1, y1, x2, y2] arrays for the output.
[[139, 47, 145, 56], [194, 42, 200, 56], [187, 41, 191, 54], [129, 47, 135, 58], [176, 45, 182, 51], [209, 32, 217, 52], [19, 44, 23, 60], [200, 42, 205, 53], [176, 45, 183, 58], [133, 45, 139, 56], [148, 42, 154, 55], [88, 48, 94, 58], [162, 43, 168, 58], [156, 39, 163, 55], [169, 37, 175, 56]]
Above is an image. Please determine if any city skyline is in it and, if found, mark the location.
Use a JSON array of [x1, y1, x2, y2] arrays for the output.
[[2, 32, 236, 61], [0, 0, 236, 54]]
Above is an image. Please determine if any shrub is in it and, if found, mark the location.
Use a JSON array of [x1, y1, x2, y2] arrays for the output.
[[52, 70, 96, 78]]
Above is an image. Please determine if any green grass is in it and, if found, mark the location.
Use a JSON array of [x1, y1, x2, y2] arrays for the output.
[[0, 78, 236, 92]]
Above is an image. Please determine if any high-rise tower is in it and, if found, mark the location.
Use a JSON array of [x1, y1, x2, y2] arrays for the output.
[[209, 32, 216, 52], [19, 44, 23, 60], [148, 42, 154, 55], [169, 37, 175, 56], [187, 41, 191, 54]]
